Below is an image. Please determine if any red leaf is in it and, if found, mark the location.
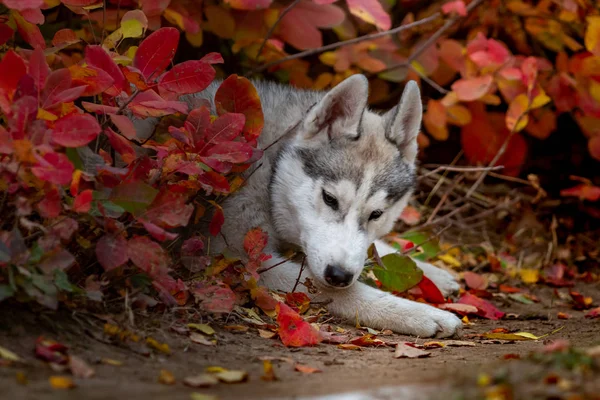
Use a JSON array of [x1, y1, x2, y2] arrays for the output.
[[415, 276, 446, 304], [0, 50, 27, 99], [457, 292, 504, 320], [73, 189, 93, 213], [20, 8, 44, 25], [0, 23, 14, 46], [463, 271, 489, 290], [209, 203, 225, 236], [82, 102, 119, 114], [104, 128, 136, 164], [187, 106, 211, 147], [204, 141, 254, 163], [285, 292, 311, 313], [346, 0, 391, 30], [276, 302, 323, 347], [349, 333, 387, 347], [129, 100, 188, 117], [70, 64, 114, 96], [442, 0, 467, 16], [200, 52, 224, 64], [41, 69, 72, 107], [52, 114, 102, 147], [35, 337, 68, 364], [31, 151, 74, 185], [244, 228, 270, 261], [127, 236, 170, 278], [28, 47, 49, 98], [52, 29, 79, 47], [96, 234, 129, 271], [140, 220, 179, 242], [12, 10, 45, 49], [224, 0, 272, 10], [278, 1, 345, 50], [158, 60, 215, 95], [145, 191, 194, 228], [2, 0, 44, 11], [202, 113, 245, 146], [109, 114, 138, 140], [46, 85, 87, 108], [560, 184, 600, 201], [569, 290, 593, 310], [215, 75, 264, 142], [251, 286, 279, 313], [192, 281, 236, 313], [85, 45, 126, 95], [37, 188, 62, 218], [133, 27, 179, 80], [452, 75, 494, 102], [585, 307, 600, 319], [141, 0, 171, 16]]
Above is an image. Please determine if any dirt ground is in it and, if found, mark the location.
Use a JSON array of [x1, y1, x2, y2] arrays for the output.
[[1, 283, 599, 400]]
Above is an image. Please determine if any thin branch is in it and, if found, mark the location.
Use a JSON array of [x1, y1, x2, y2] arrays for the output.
[[420, 165, 505, 179], [292, 256, 306, 293], [408, 64, 448, 94], [256, 0, 303, 62], [379, 0, 486, 75], [257, 257, 292, 274], [465, 105, 530, 198], [247, 12, 442, 75]]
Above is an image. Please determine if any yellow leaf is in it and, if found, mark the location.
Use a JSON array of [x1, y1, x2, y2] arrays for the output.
[[205, 366, 227, 373], [101, 358, 123, 366], [37, 108, 58, 121], [530, 90, 551, 109], [213, 369, 248, 383], [146, 337, 170, 354], [319, 52, 337, 67], [437, 254, 461, 268], [121, 19, 144, 39], [590, 80, 600, 103], [506, 93, 530, 132], [190, 394, 218, 400], [158, 369, 176, 385], [480, 93, 502, 105], [49, 376, 76, 389], [16, 371, 27, 385], [519, 268, 539, 284], [204, 5, 235, 39], [585, 16, 600, 55], [446, 104, 472, 126], [188, 324, 215, 335], [103, 28, 122, 50], [185, 31, 203, 48], [483, 331, 539, 341], [0, 345, 21, 362]]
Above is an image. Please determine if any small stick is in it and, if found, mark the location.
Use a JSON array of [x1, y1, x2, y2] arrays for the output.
[[257, 257, 292, 274], [291, 256, 306, 293]]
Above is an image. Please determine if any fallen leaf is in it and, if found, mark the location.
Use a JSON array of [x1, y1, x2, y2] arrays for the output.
[[458, 292, 505, 320], [585, 307, 600, 319], [437, 303, 479, 315], [258, 329, 277, 339], [15, 371, 27, 385], [0, 345, 21, 362], [188, 324, 215, 335], [213, 369, 248, 383], [422, 341, 445, 349], [394, 342, 431, 358], [224, 325, 249, 333], [261, 360, 278, 381], [158, 369, 176, 385], [190, 332, 216, 346], [337, 344, 362, 351], [442, 340, 477, 347], [463, 271, 488, 290], [349, 334, 387, 347], [68, 356, 95, 379], [146, 337, 171, 354], [49, 376, 75, 389], [100, 358, 123, 366], [557, 312, 571, 320], [519, 268, 539, 284], [190, 394, 218, 400], [570, 290, 593, 310], [276, 302, 323, 347], [183, 374, 219, 388], [483, 331, 540, 341], [294, 363, 322, 374]]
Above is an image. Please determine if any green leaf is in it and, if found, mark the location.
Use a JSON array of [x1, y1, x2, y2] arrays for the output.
[[54, 270, 73, 293], [399, 231, 441, 261], [66, 148, 84, 171], [0, 241, 10, 263], [0, 284, 15, 302], [130, 273, 152, 289], [373, 253, 423, 293], [109, 181, 159, 215]]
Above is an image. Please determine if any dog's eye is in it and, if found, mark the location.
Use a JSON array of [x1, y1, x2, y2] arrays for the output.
[[369, 210, 383, 221], [322, 190, 339, 210]]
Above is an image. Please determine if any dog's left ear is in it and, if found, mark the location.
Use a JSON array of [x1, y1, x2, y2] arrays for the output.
[[385, 80, 423, 164], [303, 74, 368, 140]]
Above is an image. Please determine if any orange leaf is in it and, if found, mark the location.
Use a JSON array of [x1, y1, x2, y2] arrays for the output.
[[294, 363, 322, 374], [451, 75, 494, 101], [346, 0, 391, 30], [505, 93, 529, 132]]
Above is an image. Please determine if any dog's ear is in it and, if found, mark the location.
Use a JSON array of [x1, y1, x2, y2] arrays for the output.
[[385, 80, 423, 164], [303, 74, 368, 140]]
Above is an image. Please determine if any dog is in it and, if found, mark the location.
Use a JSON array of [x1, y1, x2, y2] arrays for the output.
[[135, 74, 462, 338]]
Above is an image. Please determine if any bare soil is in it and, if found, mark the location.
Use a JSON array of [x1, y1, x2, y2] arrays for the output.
[[1, 284, 599, 400]]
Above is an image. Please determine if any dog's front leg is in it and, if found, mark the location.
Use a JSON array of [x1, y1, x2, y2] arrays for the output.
[[374, 240, 460, 297], [320, 281, 463, 338], [259, 254, 462, 338]]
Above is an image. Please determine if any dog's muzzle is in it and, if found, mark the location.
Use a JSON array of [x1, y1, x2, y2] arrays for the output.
[[324, 265, 353, 287]]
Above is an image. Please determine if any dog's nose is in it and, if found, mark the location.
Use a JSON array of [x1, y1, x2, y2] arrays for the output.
[[324, 265, 353, 287]]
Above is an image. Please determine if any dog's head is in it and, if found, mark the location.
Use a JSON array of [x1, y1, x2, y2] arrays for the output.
[[269, 74, 422, 289]]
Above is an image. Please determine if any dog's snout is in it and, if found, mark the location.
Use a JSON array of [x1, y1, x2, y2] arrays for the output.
[[324, 265, 353, 287]]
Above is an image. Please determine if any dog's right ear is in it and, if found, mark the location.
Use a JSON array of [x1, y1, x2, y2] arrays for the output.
[[302, 74, 368, 141], [384, 80, 423, 164]]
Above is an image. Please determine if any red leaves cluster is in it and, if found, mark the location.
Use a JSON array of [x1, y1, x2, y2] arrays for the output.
[[0, 23, 266, 311]]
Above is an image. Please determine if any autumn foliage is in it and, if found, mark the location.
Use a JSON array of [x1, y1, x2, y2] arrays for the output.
[[1, 0, 600, 346]]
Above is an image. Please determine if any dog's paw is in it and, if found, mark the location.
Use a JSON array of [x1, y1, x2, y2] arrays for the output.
[[406, 306, 463, 338], [414, 260, 460, 297]]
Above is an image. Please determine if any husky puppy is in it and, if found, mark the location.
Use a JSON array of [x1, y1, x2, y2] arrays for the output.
[[136, 74, 462, 338]]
